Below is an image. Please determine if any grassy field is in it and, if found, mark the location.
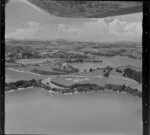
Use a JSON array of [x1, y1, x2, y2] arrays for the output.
[[50, 69, 141, 91], [5, 69, 48, 83], [16, 58, 53, 65], [5, 39, 142, 92]]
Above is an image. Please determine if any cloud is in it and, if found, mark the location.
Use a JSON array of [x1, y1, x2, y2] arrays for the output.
[[56, 24, 83, 35], [57, 19, 108, 36], [6, 21, 40, 39], [108, 19, 142, 37], [82, 17, 142, 39], [55, 17, 142, 42]]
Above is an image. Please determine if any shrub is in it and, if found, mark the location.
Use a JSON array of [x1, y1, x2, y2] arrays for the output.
[[116, 68, 123, 73], [103, 71, 110, 78]]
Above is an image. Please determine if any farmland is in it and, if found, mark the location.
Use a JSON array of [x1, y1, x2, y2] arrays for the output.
[[5, 39, 142, 94]]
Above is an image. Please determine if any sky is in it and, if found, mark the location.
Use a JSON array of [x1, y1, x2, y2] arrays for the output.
[[5, 0, 142, 42]]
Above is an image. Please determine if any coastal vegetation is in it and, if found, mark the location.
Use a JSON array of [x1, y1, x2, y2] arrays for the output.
[[5, 79, 39, 91], [116, 68, 123, 73], [5, 79, 142, 97]]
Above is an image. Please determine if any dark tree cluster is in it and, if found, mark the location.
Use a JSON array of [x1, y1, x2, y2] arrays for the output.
[[123, 68, 142, 83], [105, 84, 142, 97], [5, 79, 39, 91], [5, 78, 142, 98], [69, 83, 104, 92], [105, 84, 124, 91], [37, 80, 51, 90], [116, 68, 123, 73]]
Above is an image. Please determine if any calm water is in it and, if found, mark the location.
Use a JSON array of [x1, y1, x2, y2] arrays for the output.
[[5, 88, 142, 135], [70, 56, 142, 72]]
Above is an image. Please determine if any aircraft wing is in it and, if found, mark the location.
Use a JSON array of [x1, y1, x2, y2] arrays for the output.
[[5, 0, 142, 18]]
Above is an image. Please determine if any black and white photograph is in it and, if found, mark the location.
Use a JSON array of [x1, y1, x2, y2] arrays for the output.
[[5, 1, 143, 135]]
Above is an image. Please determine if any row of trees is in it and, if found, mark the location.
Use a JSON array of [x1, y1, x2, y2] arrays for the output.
[[69, 83, 104, 92], [116, 68, 123, 73], [123, 68, 142, 84], [5, 79, 52, 91], [5, 79, 142, 97], [5, 79, 38, 91], [50, 81, 142, 97]]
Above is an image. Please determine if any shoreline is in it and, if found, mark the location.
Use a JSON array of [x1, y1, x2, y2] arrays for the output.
[[48, 89, 142, 98], [5, 87, 34, 93], [5, 86, 142, 98]]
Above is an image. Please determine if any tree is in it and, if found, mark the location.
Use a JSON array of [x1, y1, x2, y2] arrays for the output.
[[116, 68, 122, 73], [103, 70, 110, 78], [106, 66, 110, 70], [123, 68, 133, 77], [97, 67, 100, 70], [89, 68, 93, 72], [123, 68, 142, 83], [120, 84, 126, 91]]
